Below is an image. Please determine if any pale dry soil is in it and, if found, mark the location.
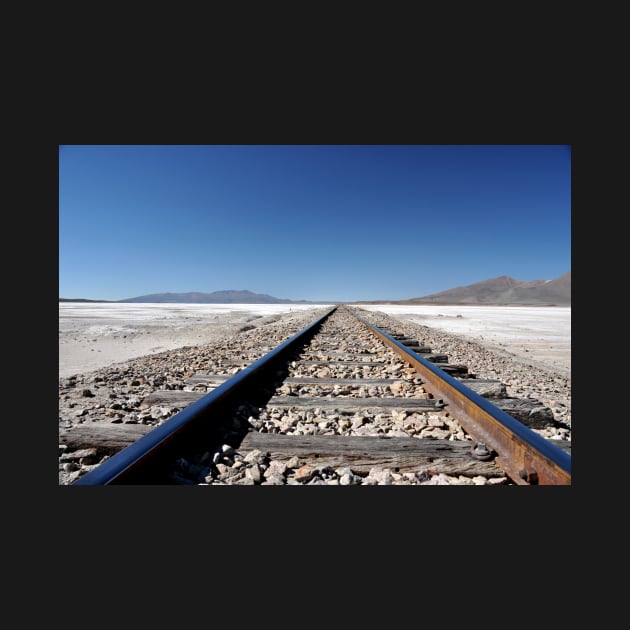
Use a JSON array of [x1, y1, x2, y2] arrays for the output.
[[59, 310, 289, 377], [359, 305, 570, 378], [59, 303, 570, 379]]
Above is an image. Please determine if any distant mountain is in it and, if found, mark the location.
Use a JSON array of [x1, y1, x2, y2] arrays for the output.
[[59, 274, 571, 306], [356, 271, 571, 306], [116, 290, 314, 304]]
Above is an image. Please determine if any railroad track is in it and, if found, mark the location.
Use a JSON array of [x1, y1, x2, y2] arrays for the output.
[[65, 306, 571, 485]]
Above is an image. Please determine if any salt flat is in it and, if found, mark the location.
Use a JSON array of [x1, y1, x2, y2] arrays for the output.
[[359, 304, 571, 376], [59, 302, 570, 378], [59, 303, 333, 377]]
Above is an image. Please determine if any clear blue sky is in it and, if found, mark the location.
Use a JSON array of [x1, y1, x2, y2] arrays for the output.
[[59, 145, 571, 302]]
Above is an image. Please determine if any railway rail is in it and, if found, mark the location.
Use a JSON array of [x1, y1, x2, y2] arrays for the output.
[[65, 306, 571, 486]]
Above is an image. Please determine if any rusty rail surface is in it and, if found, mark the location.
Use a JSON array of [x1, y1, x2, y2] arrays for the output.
[[351, 309, 571, 485], [72, 305, 570, 486]]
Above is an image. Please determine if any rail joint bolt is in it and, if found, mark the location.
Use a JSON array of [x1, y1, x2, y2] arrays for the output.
[[471, 442, 494, 461]]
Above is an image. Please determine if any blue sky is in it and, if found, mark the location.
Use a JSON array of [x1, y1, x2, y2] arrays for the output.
[[59, 145, 571, 302]]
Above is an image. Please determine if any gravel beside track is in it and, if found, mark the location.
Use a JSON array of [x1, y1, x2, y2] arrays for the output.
[[59, 307, 571, 485]]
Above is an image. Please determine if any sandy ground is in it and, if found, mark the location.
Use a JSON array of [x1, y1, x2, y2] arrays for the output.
[[58, 303, 334, 378], [359, 304, 571, 377], [59, 303, 571, 379]]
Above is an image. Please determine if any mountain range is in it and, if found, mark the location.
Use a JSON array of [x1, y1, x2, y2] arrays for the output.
[[119, 290, 311, 304], [59, 271, 571, 305], [357, 271, 571, 306]]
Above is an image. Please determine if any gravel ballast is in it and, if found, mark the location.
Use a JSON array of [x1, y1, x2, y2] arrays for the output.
[[59, 307, 571, 485]]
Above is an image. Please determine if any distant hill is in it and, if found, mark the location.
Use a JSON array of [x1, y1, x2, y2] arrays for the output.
[[356, 271, 571, 306], [59, 274, 570, 306], [116, 290, 314, 304]]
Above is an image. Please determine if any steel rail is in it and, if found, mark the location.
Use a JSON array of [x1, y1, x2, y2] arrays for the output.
[[349, 307, 571, 485], [73, 306, 338, 485]]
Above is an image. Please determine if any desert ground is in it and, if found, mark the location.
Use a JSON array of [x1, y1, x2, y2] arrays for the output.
[[359, 304, 571, 377], [59, 302, 571, 379]]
